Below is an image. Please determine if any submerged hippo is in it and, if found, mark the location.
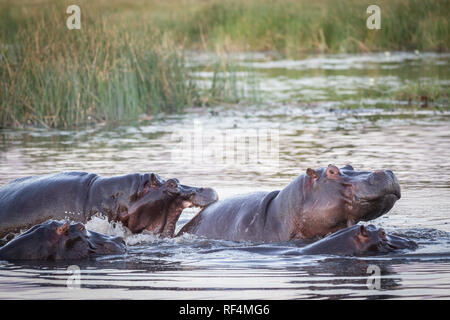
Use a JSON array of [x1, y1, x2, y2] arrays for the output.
[[295, 224, 417, 256], [207, 224, 417, 257], [0, 220, 125, 261], [0, 172, 218, 238], [178, 164, 401, 242]]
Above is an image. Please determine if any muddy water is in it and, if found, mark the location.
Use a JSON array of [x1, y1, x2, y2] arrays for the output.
[[0, 52, 449, 299]]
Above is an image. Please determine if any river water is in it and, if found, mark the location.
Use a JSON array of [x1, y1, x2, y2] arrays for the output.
[[0, 52, 449, 299]]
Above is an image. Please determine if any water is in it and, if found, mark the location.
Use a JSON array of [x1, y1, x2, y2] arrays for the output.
[[0, 52, 449, 299]]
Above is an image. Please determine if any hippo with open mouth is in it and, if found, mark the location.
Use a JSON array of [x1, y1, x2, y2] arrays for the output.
[[0, 220, 125, 261], [0, 172, 218, 239], [178, 164, 401, 242]]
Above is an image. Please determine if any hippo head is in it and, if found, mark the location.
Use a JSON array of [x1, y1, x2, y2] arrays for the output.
[[352, 224, 418, 255], [119, 174, 218, 236], [292, 164, 401, 238], [0, 220, 125, 261], [301, 224, 417, 256]]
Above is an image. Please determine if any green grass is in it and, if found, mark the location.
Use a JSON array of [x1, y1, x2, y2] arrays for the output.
[[356, 81, 449, 106], [166, 0, 449, 56], [0, 0, 448, 128], [0, 2, 203, 128]]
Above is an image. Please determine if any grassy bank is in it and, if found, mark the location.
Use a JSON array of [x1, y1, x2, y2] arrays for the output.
[[0, 0, 448, 128], [0, 2, 204, 128], [169, 0, 448, 55]]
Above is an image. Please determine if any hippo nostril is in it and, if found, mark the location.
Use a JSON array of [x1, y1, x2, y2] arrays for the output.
[[369, 171, 387, 185], [386, 170, 398, 181], [374, 170, 386, 178]]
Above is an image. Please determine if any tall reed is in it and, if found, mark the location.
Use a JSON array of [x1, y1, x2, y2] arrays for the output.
[[0, 2, 199, 128], [0, 0, 447, 127], [169, 0, 449, 55]]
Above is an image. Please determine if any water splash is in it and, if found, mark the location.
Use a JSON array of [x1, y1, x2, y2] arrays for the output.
[[85, 215, 162, 246]]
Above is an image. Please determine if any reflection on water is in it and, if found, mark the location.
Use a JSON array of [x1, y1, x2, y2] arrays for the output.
[[0, 52, 449, 299]]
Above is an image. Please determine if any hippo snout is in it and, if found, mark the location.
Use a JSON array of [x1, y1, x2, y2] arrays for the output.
[[367, 170, 401, 199], [190, 187, 219, 207], [386, 234, 418, 251], [387, 170, 401, 199]]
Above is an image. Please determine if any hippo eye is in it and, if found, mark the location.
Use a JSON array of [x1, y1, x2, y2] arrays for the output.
[[326, 166, 340, 177], [167, 181, 177, 188], [56, 222, 70, 235]]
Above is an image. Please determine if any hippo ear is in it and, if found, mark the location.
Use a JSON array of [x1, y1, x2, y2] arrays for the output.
[[150, 173, 162, 188], [342, 164, 354, 171], [56, 221, 70, 235], [306, 168, 318, 179], [359, 225, 369, 237]]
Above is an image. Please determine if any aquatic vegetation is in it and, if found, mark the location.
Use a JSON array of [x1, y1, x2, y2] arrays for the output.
[[0, 0, 447, 128], [356, 81, 449, 108], [167, 0, 449, 56], [393, 82, 449, 107], [0, 4, 194, 128], [0, 2, 247, 128]]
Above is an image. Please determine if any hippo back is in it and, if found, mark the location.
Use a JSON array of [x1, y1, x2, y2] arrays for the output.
[[0, 172, 97, 237], [178, 190, 280, 241]]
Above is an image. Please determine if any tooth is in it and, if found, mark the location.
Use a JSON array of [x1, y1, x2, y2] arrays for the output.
[[347, 219, 355, 227]]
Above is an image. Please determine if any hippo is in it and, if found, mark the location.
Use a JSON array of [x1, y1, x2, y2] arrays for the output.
[[295, 224, 417, 256], [178, 164, 401, 242], [0, 220, 125, 261], [0, 172, 218, 239], [204, 224, 417, 257]]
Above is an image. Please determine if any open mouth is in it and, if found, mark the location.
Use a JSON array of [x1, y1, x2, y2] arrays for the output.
[[182, 200, 195, 208], [141, 198, 209, 235], [136, 187, 218, 236]]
